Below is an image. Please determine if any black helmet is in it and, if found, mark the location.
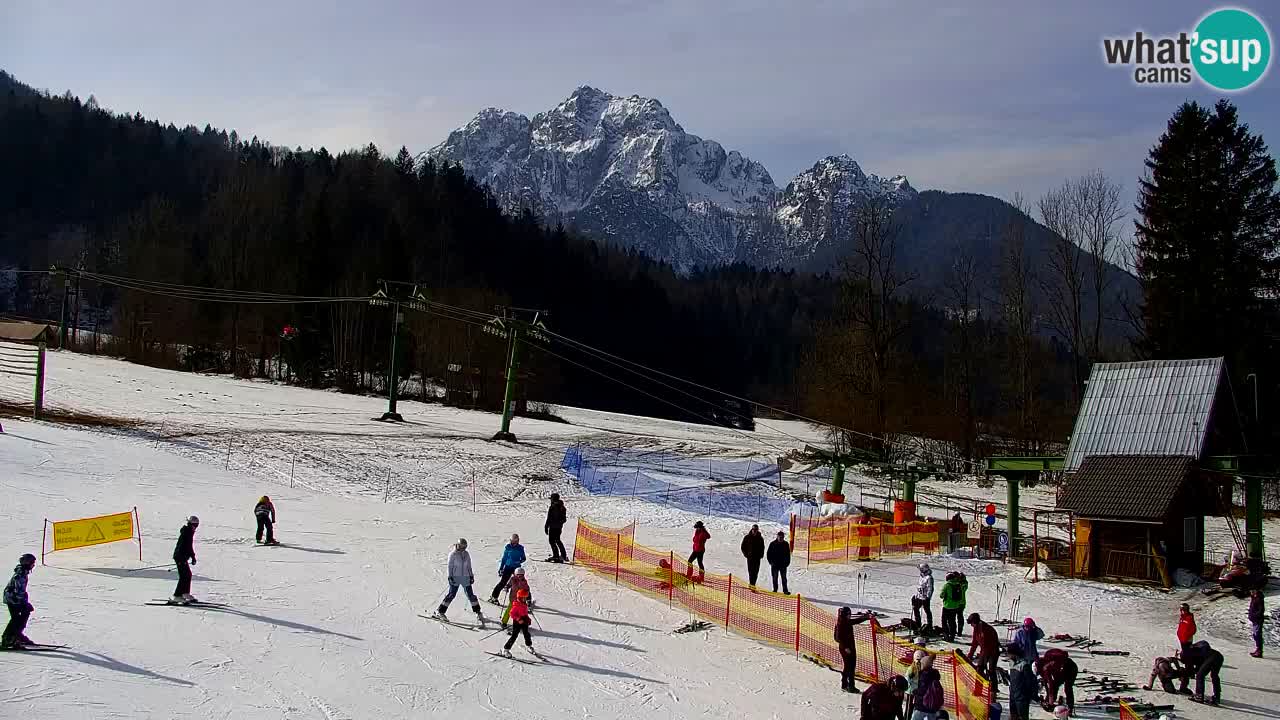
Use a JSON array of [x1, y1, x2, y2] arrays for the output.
[[550, 493, 560, 501], [839, 606, 852, 617], [19, 553, 36, 566], [890, 675, 908, 692]]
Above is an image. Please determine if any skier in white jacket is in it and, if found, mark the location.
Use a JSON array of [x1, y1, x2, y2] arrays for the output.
[[433, 538, 485, 624], [912, 563, 935, 629]]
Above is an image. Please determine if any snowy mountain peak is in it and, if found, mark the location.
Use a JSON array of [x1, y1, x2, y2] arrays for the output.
[[428, 88, 912, 271]]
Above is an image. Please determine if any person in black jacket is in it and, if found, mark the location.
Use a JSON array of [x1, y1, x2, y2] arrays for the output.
[[172, 516, 199, 604], [544, 494, 567, 562], [836, 606, 871, 692], [767, 530, 791, 594], [254, 496, 277, 545], [741, 525, 766, 587]]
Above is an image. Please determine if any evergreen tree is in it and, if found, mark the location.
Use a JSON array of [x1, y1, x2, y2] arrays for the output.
[[1135, 100, 1280, 379]]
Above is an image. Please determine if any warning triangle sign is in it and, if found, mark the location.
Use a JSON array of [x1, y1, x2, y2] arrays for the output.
[[84, 523, 106, 542]]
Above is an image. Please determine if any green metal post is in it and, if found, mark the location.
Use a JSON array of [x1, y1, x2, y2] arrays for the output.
[[1246, 475, 1265, 559], [33, 342, 46, 419], [1007, 475, 1020, 555], [903, 472, 918, 503], [830, 464, 845, 497], [494, 327, 521, 442], [380, 301, 404, 422]]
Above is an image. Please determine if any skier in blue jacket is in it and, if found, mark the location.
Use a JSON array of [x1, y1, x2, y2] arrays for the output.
[[1010, 617, 1045, 667], [489, 533, 526, 604], [2, 553, 37, 648]]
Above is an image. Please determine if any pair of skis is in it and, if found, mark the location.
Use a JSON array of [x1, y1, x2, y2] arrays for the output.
[[422, 612, 545, 663], [0, 643, 68, 652], [144, 598, 231, 608]]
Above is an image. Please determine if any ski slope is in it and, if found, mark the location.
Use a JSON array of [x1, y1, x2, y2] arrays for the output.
[[0, 351, 1277, 719]]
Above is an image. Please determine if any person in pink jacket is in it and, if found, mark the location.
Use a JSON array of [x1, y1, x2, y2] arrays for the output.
[[688, 521, 711, 574]]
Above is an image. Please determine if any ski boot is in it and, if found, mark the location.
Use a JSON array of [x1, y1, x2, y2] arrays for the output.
[[500, 648, 513, 658]]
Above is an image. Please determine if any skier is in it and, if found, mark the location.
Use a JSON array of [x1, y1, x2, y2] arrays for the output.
[[1006, 645, 1037, 720], [544, 493, 567, 563], [740, 524, 765, 588], [835, 606, 871, 693], [912, 563, 934, 629], [172, 516, 199, 604], [767, 530, 791, 594], [1009, 617, 1043, 667], [688, 521, 710, 575], [1176, 602, 1196, 652], [911, 653, 944, 720], [1142, 655, 1186, 693], [489, 533, 526, 603], [861, 675, 908, 720], [954, 572, 968, 635], [966, 613, 1000, 692], [940, 572, 966, 641], [434, 538, 484, 624], [1038, 648, 1077, 714], [500, 567, 533, 628], [1248, 588, 1264, 658], [501, 588, 535, 657], [1, 553, 36, 649], [254, 495, 277, 545]]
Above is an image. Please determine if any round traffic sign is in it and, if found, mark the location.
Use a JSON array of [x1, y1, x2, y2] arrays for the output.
[[985, 515, 997, 526], [985, 503, 997, 516]]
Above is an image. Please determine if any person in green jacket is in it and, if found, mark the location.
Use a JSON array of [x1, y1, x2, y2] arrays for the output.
[[940, 571, 968, 641]]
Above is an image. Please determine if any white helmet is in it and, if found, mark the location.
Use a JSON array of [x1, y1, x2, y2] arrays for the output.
[[515, 567, 525, 576], [188, 515, 200, 526], [913, 649, 927, 663], [1053, 706, 1070, 719]]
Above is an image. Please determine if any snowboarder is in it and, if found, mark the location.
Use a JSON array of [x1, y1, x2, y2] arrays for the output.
[[254, 495, 277, 545], [740, 525, 765, 588], [767, 530, 791, 594], [966, 613, 1000, 692], [500, 567, 533, 628], [501, 588, 535, 657], [434, 538, 484, 623], [1176, 602, 1196, 652], [2, 553, 36, 649], [912, 563, 934, 628], [1006, 645, 1037, 720], [836, 606, 871, 693], [544, 493, 567, 562], [1038, 648, 1077, 714], [1248, 588, 1264, 658], [940, 572, 966, 641], [1142, 655, 1186, 693], [861, 675, 908, 720], [490, 533, 526, 603], [1009, 617, 1043, 666], [172, 516, 199, 604], [688, 521, 710, 574], [911, 653, 944, 720]]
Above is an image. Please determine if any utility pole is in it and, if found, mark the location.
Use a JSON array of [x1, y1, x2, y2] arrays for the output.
[[52, 266, 70, 350], [1246, 373, 1259, 424], [370, 281, 427, 423], [486, 307, 549, 443]]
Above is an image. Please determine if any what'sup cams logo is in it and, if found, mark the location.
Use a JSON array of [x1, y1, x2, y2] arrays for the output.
[[1103, 8, 1271, 91]]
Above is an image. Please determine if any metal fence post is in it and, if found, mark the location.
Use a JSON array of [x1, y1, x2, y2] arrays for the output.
[[725, 574, 733, 630]]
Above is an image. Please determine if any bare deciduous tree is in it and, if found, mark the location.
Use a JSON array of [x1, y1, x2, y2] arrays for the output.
[[1000, 194, 1042, 452]]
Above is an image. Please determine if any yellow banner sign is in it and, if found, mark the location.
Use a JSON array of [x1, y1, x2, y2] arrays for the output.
[[52, 511, 135, 551]]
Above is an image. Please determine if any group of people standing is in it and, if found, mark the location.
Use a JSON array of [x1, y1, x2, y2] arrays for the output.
[[737, 524, 793, 593]]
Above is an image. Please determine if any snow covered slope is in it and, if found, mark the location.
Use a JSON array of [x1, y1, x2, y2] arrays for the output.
[[428, 87, 915, 272], [1, 352, 1277, 719]]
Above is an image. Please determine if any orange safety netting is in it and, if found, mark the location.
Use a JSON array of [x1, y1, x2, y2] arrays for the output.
[[790, 514, 941, 565], [1117, 701, 1142, 720], [572, 519, 990, 720]]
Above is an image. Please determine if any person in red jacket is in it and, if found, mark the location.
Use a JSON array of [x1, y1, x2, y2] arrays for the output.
[[1177, 603, 1196, 652], [688, 521, 710, 575], [501, 588, 536, 657], [967, 613, 1001, 693], [1038, 648, 1078, 713]]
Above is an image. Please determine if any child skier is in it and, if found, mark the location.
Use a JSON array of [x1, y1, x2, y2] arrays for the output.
[[2, 553, 37, 649], [254, 495, 277, 545], [501, 588, 536, 657], [501, 567, 533, 628], [434, 538, 485, 625], [489, 534, 526, 604], [172, 516, 199, 604]]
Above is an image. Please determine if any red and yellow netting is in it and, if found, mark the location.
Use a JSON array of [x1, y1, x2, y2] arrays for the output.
[[790, 514, 941, 565], [572, 519, 990, 720], [1117, 701, 1141, 720]]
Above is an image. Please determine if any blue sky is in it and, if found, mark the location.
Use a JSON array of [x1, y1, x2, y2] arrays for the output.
[[5, 1, 1277, 209]]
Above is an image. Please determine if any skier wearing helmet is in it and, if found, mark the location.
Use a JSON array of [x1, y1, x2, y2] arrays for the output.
[[489, 534, 526, 604], [2, 553, 37, 648], [501, 567, 533, 628], [1010, 617, 1044, 667], [912, 563, 934, 629], [254, 495, 277, 545], [170, 516, 201, 604], [501, 588, 536, 657], [434, 539, 485, 625]]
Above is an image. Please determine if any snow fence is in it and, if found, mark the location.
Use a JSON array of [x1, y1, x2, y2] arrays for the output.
[[573, 518, 991, 720], [789, 511, 942, 564], [561, 445, 793, 524]]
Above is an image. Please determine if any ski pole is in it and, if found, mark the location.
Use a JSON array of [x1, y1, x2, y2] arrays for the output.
[[481, 626, 507, 641], [127, 564, 174, 572]]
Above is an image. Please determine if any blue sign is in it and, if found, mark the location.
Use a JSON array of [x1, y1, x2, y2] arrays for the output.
[[985, 514, 997, 526], [996, 532, 1009, 553]]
